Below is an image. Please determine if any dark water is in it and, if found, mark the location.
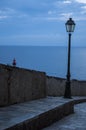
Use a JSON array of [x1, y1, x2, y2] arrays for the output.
[[0, 46, 86, 80]]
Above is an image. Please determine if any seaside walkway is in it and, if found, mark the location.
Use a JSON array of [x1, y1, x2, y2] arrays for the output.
[[0, 97, 86, 130], [43, 102, 86, 130]]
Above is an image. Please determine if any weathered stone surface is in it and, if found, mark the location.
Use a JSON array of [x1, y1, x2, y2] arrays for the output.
[[0, 97, 77, 130], [43, 102, 86, 130], [0, 64, 46, 106], [47, 76, 86, 96], [0, 65, 9, 106], [71, 80, 80, 96], [46, 76, 65, 96], [32, 70, 46, 100]]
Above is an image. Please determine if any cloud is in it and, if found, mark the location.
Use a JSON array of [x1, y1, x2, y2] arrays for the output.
[[81, 6, 86, 9], [0, 15, 8, 19], [48, 10, 56, 15], [0, 7, 29, 21], [74, 16, 86, 21], [0, 8, 15, 15], [0, 8, 16, 20], [60, 12, 73, 20], [75, 0, 86, 4], [63, 0, 72, 4], [81, 5, 86, 14], [54, 0, 72, 6]]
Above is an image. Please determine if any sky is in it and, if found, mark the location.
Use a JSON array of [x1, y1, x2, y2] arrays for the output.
[[0, 0, 86, 46]]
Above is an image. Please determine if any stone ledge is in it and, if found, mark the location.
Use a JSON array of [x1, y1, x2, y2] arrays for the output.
[[1, 97, 86, 130], [6, 102, 74, 130], [72, 97, 86, 104], [5, 102, 74, 130]]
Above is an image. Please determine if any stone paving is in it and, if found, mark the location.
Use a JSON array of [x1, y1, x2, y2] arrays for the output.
[[0, 96, 86, 130], [42, 102, 86, 130], [0, 96, 72, 130]]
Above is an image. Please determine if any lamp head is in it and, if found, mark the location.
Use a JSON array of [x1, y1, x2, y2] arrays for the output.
[[65, 18, 75, 33]]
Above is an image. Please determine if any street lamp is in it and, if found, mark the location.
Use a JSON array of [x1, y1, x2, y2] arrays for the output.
[[64, 18, 76, 98]]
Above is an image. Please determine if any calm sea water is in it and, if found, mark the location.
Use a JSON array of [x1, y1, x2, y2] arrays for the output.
[[0, 46, 86, 80]]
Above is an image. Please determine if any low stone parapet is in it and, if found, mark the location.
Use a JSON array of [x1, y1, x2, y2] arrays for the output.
[[0, 64, 46, 106], [47, 76, 86, 96]]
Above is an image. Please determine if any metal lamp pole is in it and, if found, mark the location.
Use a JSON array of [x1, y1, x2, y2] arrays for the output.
[[64, 18, 75, 98]]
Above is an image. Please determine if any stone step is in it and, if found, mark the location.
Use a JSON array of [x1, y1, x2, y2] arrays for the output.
[[0, 97, 86, 130]]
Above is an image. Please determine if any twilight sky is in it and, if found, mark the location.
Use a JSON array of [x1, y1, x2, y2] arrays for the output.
[[0, 0, 86, 46]]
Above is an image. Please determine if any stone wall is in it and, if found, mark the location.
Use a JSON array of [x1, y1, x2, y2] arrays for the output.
[[46, 76, 65, 96], [47, 76, 86, 96], [0, 64, 46, 106], [0, 63, 86, 106]]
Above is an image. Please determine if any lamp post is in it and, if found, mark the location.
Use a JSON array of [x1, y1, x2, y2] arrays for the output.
[[64, 18, 75, 98]]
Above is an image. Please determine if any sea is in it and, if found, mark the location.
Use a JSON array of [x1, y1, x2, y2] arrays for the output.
[[0, 46, 86, 80]]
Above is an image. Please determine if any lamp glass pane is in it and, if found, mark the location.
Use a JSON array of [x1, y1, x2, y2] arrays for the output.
[[66, 24, 75, 32]]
